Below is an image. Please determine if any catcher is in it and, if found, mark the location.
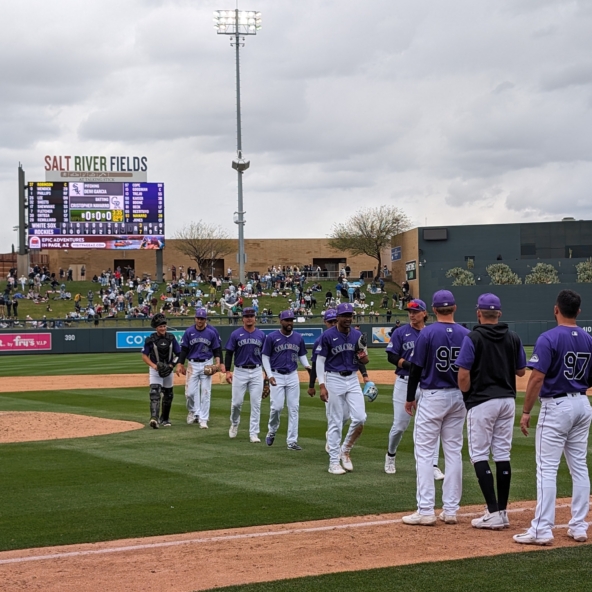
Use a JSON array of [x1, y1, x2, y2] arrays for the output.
[[141, 313, 181, 429]]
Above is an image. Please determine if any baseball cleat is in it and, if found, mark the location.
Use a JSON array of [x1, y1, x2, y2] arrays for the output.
[[229, 424, 238, 438], [186, 413, 195, 424], [384, 453, 396, 474], [500, 510, 510, 528], [340, 451, 353, 471], [439, 511, 458, 524], [159, 419, 172, 427], [266, 433, 275, 446], [199, 421, 208, 429], [193, 416, 200, 424], [433, 466, 445, 481], [471, 511, 504, 530], [328, 464, 347, 475], [513, 531, 553, 546], [287, 443, 302, 451], [402, 512, 437, 526], [567, 529, 587, 542], [249, 435, 261, 443], [149, 418, 159, 429]]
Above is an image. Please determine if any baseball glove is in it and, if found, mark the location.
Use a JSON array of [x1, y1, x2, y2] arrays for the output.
[[203, 364, 220, 376], [156, 361, 173, 378], [363, 381, 379, 402], [262, 378, 270, 399], [356, 333, 369, 358]]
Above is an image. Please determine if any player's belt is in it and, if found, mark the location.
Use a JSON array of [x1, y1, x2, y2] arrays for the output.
[[550, 392, 586, 399], [237, 365, 259, 369], [328, 371, 353, 377], [189, 358, 209, 362], [272, 369, 291, 375]]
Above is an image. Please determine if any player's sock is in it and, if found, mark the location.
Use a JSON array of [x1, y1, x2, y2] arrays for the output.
[[474, 460, 498, 513], [495, 461, 511, 511], [387, 452, 396, 458]]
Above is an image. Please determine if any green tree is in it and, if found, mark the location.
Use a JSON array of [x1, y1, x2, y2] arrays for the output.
[[486, 263, 522, 285], [524, 263, 560, 284], [173, 221, 234, 275], [328, 206, 411, 277], [576, 259, 592, 283], [445, 267, 476, 286]]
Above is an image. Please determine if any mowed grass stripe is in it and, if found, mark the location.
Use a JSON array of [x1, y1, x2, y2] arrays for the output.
[[209, 546, 592, 592]]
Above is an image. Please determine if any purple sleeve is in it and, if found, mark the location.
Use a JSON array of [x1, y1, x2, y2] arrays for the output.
[[386, 329, 403, 358], [211, 328, 221, 350], [528, 334, 551, 374], [181, 329, 190, 349], [315, 333, 330, 358], [298, 335, 307, 357], [455, 336, 475, 370], [141, 341, 151, 355], [262, 333, 273, 356], [225, 331, 237, 352], [173, 336, 181, 355], [410, 332, 427, 367], [516, 344, 527, 369]]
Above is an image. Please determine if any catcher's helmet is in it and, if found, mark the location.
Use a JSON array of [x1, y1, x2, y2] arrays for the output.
[[151, 313, 167, 328], [362, 381, 378, 402]]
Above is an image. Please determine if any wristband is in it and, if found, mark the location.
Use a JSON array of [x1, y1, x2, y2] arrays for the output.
[[522, 411, 531, 415]]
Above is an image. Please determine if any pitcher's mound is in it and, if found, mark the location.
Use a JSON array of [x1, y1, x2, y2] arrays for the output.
[[0, 412, 144, 444]]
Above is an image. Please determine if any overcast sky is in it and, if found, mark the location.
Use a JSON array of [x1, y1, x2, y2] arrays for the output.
[[1, 0, 592, 253]]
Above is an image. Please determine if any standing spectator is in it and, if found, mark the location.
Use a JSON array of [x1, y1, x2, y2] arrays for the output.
[[514, 290, 592, 546], [81, 265, 86, 280], [12, 296, 19, 319], [67, 268, 73, 282]]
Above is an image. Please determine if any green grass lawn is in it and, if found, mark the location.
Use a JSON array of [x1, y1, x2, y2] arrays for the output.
[[0, 382, 577, 552], [210, 546, 592, 592]]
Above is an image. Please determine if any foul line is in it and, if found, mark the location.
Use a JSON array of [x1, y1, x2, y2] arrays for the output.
[[0, 503, 578, 566]]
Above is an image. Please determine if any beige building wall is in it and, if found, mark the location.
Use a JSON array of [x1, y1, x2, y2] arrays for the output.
[[391, 228, 419, 296], [46, 239, 393, 280]]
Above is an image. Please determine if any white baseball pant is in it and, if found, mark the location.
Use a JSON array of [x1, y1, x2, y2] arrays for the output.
[[149, 367, 174, 388], [185, 359, 214, 421], [527, 394, 592, 541], [325, 373, 367, 465], [230, 367, 264, 436], [267, 372, 300, 445], [467, 398, 515, 463], [388, 376, 440, 465], [413, 388, 466, 516]]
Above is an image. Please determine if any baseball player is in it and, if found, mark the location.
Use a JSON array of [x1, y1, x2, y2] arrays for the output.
[[402, 290, 469, 525], [262, 309, 311, 450], [315, 302, 369, 474], [141, 313, 181, 428], [176, 308, 225, 428], [385, 299, 444, 479], [456, 293, 526, 530], [225, 307, 267, 443], [514, 289, 592, 545]]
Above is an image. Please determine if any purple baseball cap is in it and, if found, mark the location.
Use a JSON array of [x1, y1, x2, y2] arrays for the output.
[[405, 299, 427, 312], [336, 302, 354, 315], [194, 307, 208, 318], [477, 293, 502, 311], [279, 309, 295, 320], [324, 309, 337, 321], [242, 307, 256, 316], [432, 290, 456, 307]]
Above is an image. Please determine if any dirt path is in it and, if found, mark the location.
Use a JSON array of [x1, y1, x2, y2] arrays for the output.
[[0, 371, 537, 393], [0, 499, 588, 592]]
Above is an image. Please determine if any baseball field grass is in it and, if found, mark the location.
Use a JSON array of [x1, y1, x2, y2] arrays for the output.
[[211, 546, 592, 592]]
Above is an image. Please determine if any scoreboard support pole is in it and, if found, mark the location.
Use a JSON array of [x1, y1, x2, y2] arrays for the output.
[[17, 165, 29, 277], [156, 249, 164, 283]]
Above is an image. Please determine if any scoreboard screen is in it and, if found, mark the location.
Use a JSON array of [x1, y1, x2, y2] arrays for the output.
[[27, 182, 165, 250]]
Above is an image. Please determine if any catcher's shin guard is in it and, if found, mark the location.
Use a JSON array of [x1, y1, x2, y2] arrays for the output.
[[161, 387, 174, 422], [149, 384, 162, 419]]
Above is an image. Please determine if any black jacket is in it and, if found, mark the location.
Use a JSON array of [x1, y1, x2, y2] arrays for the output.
[[462, 323, 524, 410]]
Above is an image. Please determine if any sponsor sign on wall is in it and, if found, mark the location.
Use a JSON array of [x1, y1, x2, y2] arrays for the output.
[[0, 333, 52, 351], [371, 327, 392, 344], [116, 331, 184, 349], [261, 328, 322, 345]]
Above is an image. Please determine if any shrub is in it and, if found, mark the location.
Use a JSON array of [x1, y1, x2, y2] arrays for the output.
[[445, 267, 476, 286], [486, 263, 522, 285], [524, 263, 560, 284], [576, 259, 592, 283]]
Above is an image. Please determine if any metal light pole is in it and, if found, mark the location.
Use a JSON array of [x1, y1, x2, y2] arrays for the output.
[[214, 8, 261, 285]]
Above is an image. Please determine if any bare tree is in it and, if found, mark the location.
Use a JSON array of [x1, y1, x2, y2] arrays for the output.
[[173, 222, 234, 276], [328, 206, 412, 276]]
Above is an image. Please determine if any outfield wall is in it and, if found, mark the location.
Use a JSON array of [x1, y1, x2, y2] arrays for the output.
[[3, 320, 592, 354]]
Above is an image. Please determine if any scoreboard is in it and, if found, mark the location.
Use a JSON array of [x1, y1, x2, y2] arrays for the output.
[[27, 182, 165, 250]]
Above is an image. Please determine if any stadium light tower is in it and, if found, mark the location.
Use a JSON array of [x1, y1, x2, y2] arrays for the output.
[[214, 8, 262, 284]]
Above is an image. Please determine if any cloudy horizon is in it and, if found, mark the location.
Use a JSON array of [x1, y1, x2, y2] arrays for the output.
[[1, 0, 591, 253]]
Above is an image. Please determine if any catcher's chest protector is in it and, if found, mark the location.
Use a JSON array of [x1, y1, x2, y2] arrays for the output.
[[149, 334, 175, 363]]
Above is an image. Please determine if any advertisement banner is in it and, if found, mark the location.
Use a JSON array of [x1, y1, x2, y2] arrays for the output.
[[371, 327, 392, 344], [261, 327, 322, 345], [0, 333, 52, 351], [116, 330, 184, 349], [30, 235, 165, 250]]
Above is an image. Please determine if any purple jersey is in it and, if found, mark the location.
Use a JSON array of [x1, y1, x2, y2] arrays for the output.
[[225, 328, 266, 367], [456, 334, 527, 370], [528, 325, 592, 397], [411, 322, 470, 389], [262, 330, 307, 373], [180, 324, 222, 361], [385, 324, 421, 377], [315, 326, 363, 373], [311, 335, 322, 365]]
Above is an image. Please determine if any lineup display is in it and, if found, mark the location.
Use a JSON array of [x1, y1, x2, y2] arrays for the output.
[[28, 182, 165, 250]]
